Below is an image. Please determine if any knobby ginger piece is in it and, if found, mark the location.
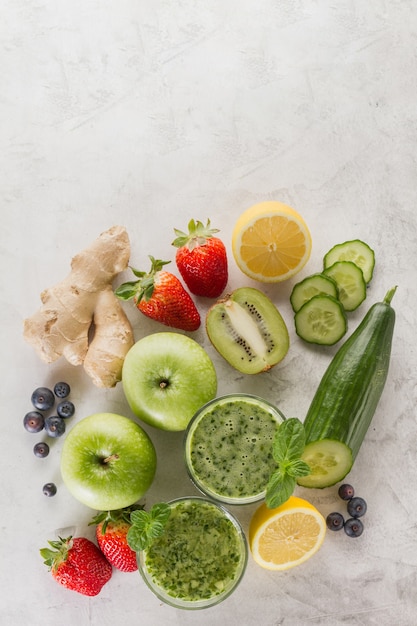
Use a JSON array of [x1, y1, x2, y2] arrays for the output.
[[23, 225, 134, 388]]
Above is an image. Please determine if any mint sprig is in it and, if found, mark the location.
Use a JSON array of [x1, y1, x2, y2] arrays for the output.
[[127, 502, 171, 552], [265, 418, 311, 509]]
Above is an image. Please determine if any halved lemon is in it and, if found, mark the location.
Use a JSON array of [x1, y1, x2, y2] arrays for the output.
[[249, 496, 326, 571], [232, 201, 312, 282]]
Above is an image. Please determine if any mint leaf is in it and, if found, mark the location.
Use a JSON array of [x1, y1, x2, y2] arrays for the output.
[[127, 511, 151, 552], [149, 502, 171, 527], [265, 418, 311, 509], [265, 470, 296, 509], [127, 503, 171, 552], [272, 418, 307, 463], [286, 458, 311, 478]]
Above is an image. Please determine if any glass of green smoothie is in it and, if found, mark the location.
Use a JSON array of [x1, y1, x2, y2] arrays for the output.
[[137, 496, 248, 609], [184, 393, 286, 505]]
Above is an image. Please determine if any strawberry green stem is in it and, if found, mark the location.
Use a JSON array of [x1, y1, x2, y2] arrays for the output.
[[114, 256, 171, 302], [172, 219, 219, 250]]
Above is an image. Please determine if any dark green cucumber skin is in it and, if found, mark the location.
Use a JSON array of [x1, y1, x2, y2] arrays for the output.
[[303, 288, 396, 460]]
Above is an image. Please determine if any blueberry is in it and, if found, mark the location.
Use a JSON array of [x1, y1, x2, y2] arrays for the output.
[[54, 382, 71, 398], [347, 496, 367, 518], [44, 416, 66, 438], [31, 387, 55, 411], [33, 442, 50, 458], [57, 400, 75, 419], [24, 411, 45, 433], [43, 482, 57, 497], [338, 483, 355, 501], [326, 512, 345, 531], [344, 517, 364, 538]]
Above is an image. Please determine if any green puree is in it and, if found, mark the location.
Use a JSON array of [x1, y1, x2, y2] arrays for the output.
[[144, 500, 242, 601], [189, 399, 280, 499]]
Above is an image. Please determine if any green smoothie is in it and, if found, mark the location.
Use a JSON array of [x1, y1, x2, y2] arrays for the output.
[[138, 498, 247, 609], [184, 394, 285, 504]]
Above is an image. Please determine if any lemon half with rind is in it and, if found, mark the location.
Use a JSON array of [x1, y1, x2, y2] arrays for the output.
[[249, 496, 326, 571], [232, 202, 312, 283]]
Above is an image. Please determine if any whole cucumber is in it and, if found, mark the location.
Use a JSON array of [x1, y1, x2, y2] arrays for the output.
[[298, 286, 397, 488]]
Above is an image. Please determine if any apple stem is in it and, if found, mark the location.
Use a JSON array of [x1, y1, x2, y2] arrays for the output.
[[159, 379, 169, 389], [102, 454, 120, 464]]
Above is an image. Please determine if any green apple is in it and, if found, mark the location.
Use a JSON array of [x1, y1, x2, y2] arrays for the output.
[[122, 332, 217, 431], [61, 413, 157, 510]]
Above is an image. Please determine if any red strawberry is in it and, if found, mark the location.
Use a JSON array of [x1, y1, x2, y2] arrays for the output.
[[90, 507, 140, 573], [40, 536, 112, 596], [115, 256, 201, 332], [172, 219, 228, 298]]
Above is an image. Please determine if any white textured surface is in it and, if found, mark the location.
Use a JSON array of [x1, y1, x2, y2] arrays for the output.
[[2, 1, 417, 625]]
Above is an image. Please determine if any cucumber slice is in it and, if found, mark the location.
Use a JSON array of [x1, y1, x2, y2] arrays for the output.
[[294, 294, 347, 345], [297, 439, 353, 488], [323, 261, 366, 311], [324, 239, 375, 284], [290, 273, 339, 313]]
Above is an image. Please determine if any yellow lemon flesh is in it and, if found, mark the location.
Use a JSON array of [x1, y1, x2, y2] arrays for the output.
[[232, 201, 312, 283], [249, 496, 326, 571]]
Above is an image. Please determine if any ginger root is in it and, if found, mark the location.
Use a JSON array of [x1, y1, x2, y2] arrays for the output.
[[23, 225, 134, 388]]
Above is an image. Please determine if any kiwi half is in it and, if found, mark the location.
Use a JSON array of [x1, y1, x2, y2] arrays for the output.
[[206, 287, 290, 374]]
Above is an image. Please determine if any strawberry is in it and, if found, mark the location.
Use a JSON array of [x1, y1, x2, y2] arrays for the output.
[[115, 256, 201, 331], [40, 536, 112, 596], [172, 219, 228, 298], [90, 506, 140, 573]]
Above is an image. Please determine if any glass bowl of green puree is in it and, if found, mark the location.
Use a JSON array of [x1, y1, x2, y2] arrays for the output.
[[184, 393, 286, 505], [137, 497, 248, 609]]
